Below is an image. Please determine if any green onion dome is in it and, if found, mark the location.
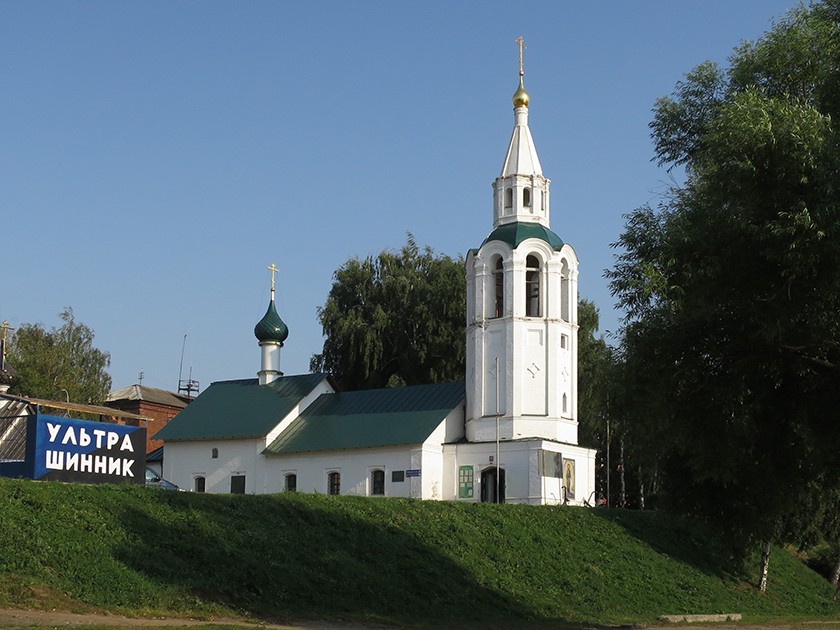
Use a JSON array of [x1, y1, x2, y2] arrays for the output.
[[254, 300, 289, 344]]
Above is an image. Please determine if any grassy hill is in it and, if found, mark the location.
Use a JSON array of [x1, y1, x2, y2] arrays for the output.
[[0, 477, 837, 628]]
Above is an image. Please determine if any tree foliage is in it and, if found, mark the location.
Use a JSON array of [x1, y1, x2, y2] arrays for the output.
[[8, 307, 112, 404], [311, 235, 466, 391], [577, 299, 614, 448], [608, 0, 840, 569]]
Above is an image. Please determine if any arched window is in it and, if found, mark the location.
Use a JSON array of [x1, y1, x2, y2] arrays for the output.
[[194, 476, 205, 493], [525, 255, 541, 317], [561, 259, 570, 321], [492, 257, 504, 318], [285, 473, 297, 492], [211, 448, 218, 459], [371, 469, 385, 496], [328, 471, 341, 495], [523, 187, 531, 208], [562, 393, 568, 414], [504, 187, 513, 209]]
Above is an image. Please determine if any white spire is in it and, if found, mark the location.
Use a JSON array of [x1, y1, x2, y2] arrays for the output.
[[491, 43, 551, 229], [500, 106, 543, 177]]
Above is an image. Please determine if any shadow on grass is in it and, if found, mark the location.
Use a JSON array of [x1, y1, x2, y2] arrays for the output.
[[590, 507, 743, 580], [113, 492, 588, 629]]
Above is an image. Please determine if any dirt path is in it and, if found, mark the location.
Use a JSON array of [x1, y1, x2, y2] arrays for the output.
[[2, 609, 840, 630], [0, 609, 379, 629]]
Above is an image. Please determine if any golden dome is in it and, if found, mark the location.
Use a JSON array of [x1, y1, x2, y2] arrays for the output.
[[513, 75, 529, 108]]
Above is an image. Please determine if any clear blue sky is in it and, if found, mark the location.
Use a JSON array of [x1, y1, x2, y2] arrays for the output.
[[2, 1, 801, 395]]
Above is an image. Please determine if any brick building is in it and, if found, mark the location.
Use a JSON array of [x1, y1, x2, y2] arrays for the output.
[[106, 385, 192, 454]]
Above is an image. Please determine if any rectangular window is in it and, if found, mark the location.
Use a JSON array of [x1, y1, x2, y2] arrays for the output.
[[458, 465, 474, 499], [391, 470, 405, 483], [230, 474, 246, 494], [540, 450, 563, 478], [561, 334, 568, 349], [328, 471, 341, 495]]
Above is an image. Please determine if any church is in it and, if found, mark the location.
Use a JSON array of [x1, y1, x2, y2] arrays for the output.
[[155, 48, 598, 505]]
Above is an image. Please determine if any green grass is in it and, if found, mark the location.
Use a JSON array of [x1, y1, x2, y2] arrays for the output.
[[0, 477, 837, 627]]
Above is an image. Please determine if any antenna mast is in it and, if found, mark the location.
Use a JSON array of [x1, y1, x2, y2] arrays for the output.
[[177, 333, 199, 397]]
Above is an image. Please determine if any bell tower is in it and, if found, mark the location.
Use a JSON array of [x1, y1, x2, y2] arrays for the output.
[[465, 39, 580, 446]]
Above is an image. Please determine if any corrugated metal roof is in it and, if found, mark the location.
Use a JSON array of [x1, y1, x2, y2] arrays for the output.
[[264, 381, 465, 455], [0, 398, 29, 460], [0, 394, 152, 422], [107, 385, 191, 408], [153, 373, 329, 442]]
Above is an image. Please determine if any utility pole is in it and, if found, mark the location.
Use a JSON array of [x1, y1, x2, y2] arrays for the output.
[[495, 356, 500, 504]]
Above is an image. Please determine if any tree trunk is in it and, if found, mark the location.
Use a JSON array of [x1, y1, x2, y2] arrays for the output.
[[619, 437, 627, 508], [831, 552, 840, 589], [605, 415, 610, 508], [758, 540, 771, 592], [638, 465, 645, 510]]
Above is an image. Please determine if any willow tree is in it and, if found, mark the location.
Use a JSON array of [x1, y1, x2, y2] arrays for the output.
[[311, 235, 466, 391]]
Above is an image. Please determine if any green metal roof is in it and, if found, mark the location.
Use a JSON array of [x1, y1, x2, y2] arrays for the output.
[[264, 381, 465, 455], [481, 221, 564, 251], [153, 373, 328, 441]]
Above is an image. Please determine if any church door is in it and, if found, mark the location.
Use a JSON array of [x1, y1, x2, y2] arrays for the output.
[[480, 467, 506, 503]]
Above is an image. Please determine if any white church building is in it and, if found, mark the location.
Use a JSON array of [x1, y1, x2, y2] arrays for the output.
[[155, 54, 598, 505]]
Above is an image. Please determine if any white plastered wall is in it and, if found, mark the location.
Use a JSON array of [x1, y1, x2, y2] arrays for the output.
[[163, 437, 265, 494], [262, 407, 463, 499], [442, 439, 596, 506], [265, 446, 421, 497]]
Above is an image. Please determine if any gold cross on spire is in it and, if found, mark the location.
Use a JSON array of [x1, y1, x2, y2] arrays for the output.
[[0, 321, 12, 345], [515, 35, 526, 76], [267, 263, 279, 291]]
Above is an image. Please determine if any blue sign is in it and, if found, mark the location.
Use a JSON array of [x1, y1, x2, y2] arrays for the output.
[[34, 414, 145, 485], [405, 469, 421, 477]]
